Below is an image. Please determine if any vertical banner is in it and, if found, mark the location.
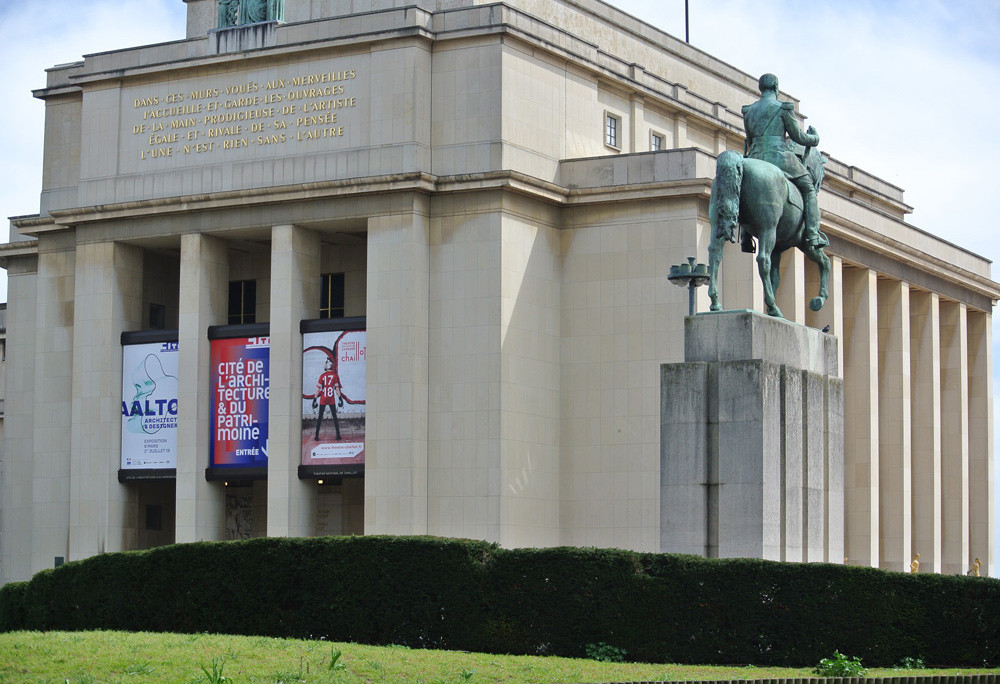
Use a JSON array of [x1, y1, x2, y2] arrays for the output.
[[301, 329, 366, 470], [210, 335, 270, 468], [121, 339, 179, 469]]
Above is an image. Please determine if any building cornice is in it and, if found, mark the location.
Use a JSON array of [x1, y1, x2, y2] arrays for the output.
[[16, 157, 996, 306], [28, 3, 908, 225]]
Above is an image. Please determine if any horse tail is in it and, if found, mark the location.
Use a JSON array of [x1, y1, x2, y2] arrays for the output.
[[711, 150, 743, 243]]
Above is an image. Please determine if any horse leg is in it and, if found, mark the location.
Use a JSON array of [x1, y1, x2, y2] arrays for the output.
[[708, 233, 725, 311], [756, 231, 783, 318], [770, 249, 783, 298], [802, 245, 831, 311]]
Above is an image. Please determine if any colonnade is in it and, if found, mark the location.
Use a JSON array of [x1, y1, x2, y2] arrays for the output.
[[1, 221, 377, 584], [755, 250, 993, 575]]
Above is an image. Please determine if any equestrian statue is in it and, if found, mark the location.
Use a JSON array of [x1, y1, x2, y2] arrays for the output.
[[707, 73, 831, 318]]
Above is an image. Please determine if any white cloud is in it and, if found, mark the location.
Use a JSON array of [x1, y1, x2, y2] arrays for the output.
[[0, 0, 186, 301]]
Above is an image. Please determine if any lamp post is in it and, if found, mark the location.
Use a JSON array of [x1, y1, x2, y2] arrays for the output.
[[668, 256, 710, 316]]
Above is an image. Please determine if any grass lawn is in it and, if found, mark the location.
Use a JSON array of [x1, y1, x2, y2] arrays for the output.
[[2, 631, 998, 683]]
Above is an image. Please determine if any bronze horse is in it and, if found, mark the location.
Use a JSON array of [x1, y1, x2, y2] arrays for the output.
[[707, 149, 830, 318]]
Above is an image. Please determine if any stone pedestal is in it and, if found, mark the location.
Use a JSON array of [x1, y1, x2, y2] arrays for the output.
[[660, 310, 844, 562]]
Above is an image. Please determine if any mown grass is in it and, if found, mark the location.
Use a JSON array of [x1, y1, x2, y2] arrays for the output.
[[1, 631, 998, 683]]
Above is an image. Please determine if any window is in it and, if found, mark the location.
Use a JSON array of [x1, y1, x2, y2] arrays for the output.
[[605, 112, 621, 149], [650, 131, 665, 151], [149, 303, 166, 330], [228, 280, 257, 324], [320, 272, 346, 319]]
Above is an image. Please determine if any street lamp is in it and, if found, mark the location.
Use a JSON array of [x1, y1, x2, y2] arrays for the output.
[[668, 256, 710, 316]]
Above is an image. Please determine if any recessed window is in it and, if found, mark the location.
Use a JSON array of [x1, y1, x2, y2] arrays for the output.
[[228, 280, 257, 324], [320, 272, 346, 319], [149, 303, 166, 330], [605, 112, 621, 150], [650, 131, 665, 151]]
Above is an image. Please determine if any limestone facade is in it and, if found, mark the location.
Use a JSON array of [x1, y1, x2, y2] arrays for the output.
[[0, 0, 996, 584]]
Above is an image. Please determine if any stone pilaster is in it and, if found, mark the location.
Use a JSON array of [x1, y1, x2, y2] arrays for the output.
[[673, 113, 688, 148], [267, 224, 321, 538], [0, 255, 38, 584], [629, 93, 644, 154], [69, 241, 143, 560], [175, 233, 229, 543], [365, 198, 430, 535], [31, 239, 75, 574]]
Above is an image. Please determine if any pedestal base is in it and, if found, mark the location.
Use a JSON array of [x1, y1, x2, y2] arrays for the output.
[[660, 310, 844, 562]]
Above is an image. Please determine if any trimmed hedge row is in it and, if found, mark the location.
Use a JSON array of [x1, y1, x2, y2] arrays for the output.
[[1, 536, 998, 667]]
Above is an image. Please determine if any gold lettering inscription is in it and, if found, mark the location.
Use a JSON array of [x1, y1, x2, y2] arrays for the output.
[[131, 68, 360, 160], [295, 113, 337, 127], [296, 127, 344, 140], [257, 134, 287, 145]]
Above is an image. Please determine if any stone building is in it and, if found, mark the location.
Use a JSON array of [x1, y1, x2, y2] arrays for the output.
[[1, 0, 995, 585]]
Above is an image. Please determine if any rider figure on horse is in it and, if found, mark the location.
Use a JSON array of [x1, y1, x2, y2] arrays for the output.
[[741, 73, 827, 251]]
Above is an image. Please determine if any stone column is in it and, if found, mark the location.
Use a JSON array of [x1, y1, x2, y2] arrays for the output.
[[365, 199, 430, 535], [267, 224, 320, 538], [720, 249, 764, 312], [967, 309, 993, 577], [939, 300, 969, 575], [69, 241, 143, 560], [805, 254, 844, 376], [877, 278, 911, 571], [31, 238, 75, 574], [842, 266, 879, 567], [775, 249, 806, 324], [175, 233, 229, 543], [0, 254, 38, 584], [909, 290, 942, 573]]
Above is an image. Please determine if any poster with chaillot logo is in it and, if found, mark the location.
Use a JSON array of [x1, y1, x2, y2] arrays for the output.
[[210, 334, 270, 468], [301, 324, 366, 471], [121, 338, 179, 469]]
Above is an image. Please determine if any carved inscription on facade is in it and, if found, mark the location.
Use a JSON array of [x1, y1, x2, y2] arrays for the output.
[[130, 70, 358, 160]]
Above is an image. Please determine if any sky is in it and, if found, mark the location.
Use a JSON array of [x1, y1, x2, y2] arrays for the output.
[[0, 0, 998, 567]]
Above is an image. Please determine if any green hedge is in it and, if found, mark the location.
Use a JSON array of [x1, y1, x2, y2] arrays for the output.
[[1, 536, 998, 667]]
